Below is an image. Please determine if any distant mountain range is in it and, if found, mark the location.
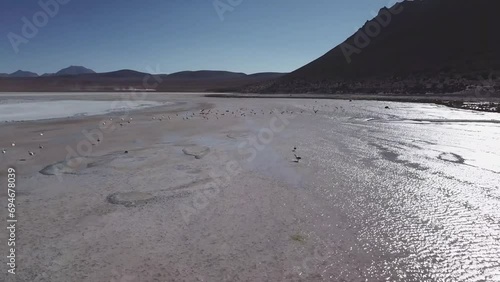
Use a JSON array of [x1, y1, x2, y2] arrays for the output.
[[0, 66, 286, 92], [245, 0, 500, 96], [2, 66, 94, 78], [4, 0, 498, 95]]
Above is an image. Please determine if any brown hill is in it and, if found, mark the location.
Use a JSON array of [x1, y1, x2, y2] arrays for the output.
[[0, 70, 285, 92]]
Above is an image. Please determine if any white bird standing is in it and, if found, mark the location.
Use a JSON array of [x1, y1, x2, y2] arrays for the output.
[[28, 151, 35, 156], [40, 132, 44, 136], [11, 142, 15, 147], [2, 149, 6, 154]]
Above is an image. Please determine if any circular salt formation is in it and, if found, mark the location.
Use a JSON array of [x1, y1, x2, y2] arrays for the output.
[[107, 192, 154, 207], [438, 152, 465, 164], [182, 146, 210, 159], [226, 132, 249, 140], [39, 157, 91, 175]]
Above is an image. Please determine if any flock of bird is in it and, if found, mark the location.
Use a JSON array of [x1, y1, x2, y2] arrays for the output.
[[1, 101, 357, 161], [2, 132, 45, 157]]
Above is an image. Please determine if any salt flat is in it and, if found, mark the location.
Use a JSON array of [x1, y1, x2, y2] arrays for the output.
[[0, 93, 499, 281], [0, 95, 162, 122]]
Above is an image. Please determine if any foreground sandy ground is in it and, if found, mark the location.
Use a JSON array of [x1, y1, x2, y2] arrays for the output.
[[1, 93, 500, 281]]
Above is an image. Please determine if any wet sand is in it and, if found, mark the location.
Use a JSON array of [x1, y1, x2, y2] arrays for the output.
[[1, 93, 499, 281]]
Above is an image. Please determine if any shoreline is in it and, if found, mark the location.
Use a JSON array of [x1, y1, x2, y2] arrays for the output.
[[1, 91, 499, 113], [205, 93, 500, 113]]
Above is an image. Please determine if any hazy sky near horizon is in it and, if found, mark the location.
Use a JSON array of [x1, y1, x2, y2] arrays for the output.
[[1, 0, 397, 74]]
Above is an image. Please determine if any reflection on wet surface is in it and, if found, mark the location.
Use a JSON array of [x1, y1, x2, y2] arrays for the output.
[[287, 100, 500, 281], [127, 100, 500, 280], [158, 99, 500, 281]]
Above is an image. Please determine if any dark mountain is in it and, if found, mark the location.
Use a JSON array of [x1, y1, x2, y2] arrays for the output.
[[9, 70, 38, 78], [253, 0, 500, 95], [56, 66, 95, 76]]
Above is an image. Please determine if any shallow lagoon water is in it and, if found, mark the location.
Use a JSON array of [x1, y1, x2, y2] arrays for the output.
[[0, 100, 162, 122]]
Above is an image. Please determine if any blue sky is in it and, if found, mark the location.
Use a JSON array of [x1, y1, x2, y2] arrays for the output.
[[0, 0, 396, 75]]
